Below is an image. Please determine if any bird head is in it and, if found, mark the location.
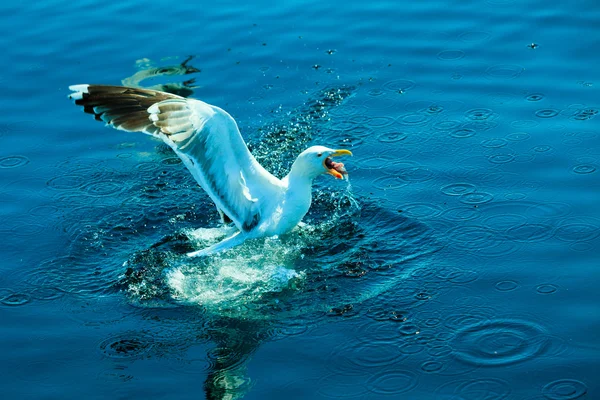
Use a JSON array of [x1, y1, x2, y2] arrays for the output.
[[292, 146, 353, 180]]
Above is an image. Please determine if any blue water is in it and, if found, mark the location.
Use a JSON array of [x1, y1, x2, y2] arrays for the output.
[[1, 0, 599, 398]]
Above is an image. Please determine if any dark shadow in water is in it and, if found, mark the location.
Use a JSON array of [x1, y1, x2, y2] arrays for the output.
[[121, 55, 201, 97]]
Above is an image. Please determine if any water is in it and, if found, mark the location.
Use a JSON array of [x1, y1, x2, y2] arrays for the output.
[[1, 0, 599, 398]]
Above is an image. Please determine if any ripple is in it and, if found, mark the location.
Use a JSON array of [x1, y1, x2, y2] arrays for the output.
[[536, 284, 558, 295], [506, 132, 531, 141], [572, 164, 596, 174], [378, 131, 408, 143], [373, 176, 408, 190], [437, 378, 511, 400], [400, 203, 443, 219], [466, 108, 494, 121], [555, 222, 600, 242], [47, 174, 86, 191], [382, 79, 415, 92], [505, 223, 554, 242], [481, 138, 508, 148], [535, 109, 560, 118], [484, 213, 527, 230], [441, 207, 480, 221], [28, 205, 59, 217], [98, 334, 154, 359], [542, 379, 587, 399], [438, 50, 465, 60], [488, 154, 515, 164], [365, 116, 395, 128], [421, 360, 444, 373], [1, 292, 31, 306], [486, 64, 524, 79], [318, 373, 370, 398], [460, 192, 493, 204], [441, 183, 476, 196], [83, 181, 123, 197], [495, 280, 520, 291], [399, 167, 434, 182], [367, 370, 419, 395], [450, 128, 476, 138], [399, 113, 429, 126], [452, 319, 549, 366], [533, 145, 554, 153], [459, 31, 491, 42], [526, 93, 545, 102], [0, 155, 30, 168]]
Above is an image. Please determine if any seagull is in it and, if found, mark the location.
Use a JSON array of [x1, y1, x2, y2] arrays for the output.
[[68, 85, 352, 257]]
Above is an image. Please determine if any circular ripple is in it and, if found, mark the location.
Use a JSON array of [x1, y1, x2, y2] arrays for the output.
[[83, 181, 123, 197], [452, 319, 549, 366], [401, 203, 443, 219], [373, 176, 408, 190], [526, 93, 545, 102], [365, 116, 395, 128], [488, 154, 515, 164], [506, 132, 531, 141], [421, 360, 444, 373], [495, 280, 519, 291], [506, 223, 554, 242], [572, 164, 596, 174], [433, 120, 461, 131], [399, 113, 429, 126], [382, 79, 415, 92], [451, 128, 476, 138], [460, 192, 493, 205], [1, 292, 31, 306], [378, 131, 408, 143], [535, 109, 560, 118], [367, 370, 419, 395], [441, 207, 480, 221], [536, 284, 558, 295], [459, 31, 491, 42], [481, 138, 508, 148], [47, 174, 86, 191], [533, 145, 554, 153], [441, 183, 476, 196], [542, 379, 587, 400], [438, 50, 465, 60], [466, 108, 494, 121], [555, 223, 600, 242], [99, 335, 154, 359], [437, 378, 511, 400], [486, 64, 524, 79], [0, 155, 30, 168], [399, 167, 434, 182]]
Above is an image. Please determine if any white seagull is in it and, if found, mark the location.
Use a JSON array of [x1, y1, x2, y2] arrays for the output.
[[68, 85, 352, 257]]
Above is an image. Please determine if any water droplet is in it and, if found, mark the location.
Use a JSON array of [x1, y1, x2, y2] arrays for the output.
[[0, 155, 30, 168], [542, 379, 587, 399], [506, 131, 531, 141], [466, 108, 494, 120]]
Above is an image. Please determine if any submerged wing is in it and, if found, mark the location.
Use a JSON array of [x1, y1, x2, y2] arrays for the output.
[[68, 84, 281, 231]]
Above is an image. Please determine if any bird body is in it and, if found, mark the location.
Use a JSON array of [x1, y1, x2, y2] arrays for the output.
[[68, 84, 351, 256]]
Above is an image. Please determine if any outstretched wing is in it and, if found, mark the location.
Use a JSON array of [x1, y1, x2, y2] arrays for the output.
[[68, 84, 281, 231]]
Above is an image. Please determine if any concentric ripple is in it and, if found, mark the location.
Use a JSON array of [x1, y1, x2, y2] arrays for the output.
[[98, 334, 155, 359], [0, 155, 30, 168], [452, 319, 549, 366], [366, 370, 419, 395], [441, 183, 476, 196], [542, 379, 587, 399]]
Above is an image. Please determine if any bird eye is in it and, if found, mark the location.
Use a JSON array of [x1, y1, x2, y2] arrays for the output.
[[317, 153, 322, 157]]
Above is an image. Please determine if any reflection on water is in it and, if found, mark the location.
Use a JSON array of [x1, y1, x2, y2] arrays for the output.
[[122, 56, 201, 97]]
